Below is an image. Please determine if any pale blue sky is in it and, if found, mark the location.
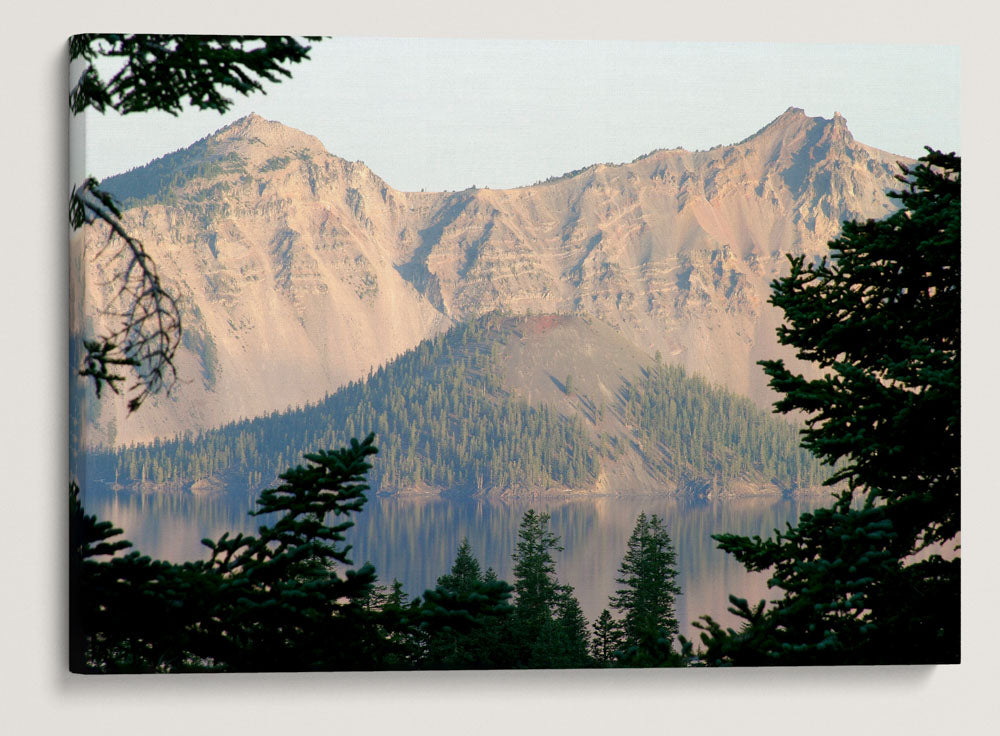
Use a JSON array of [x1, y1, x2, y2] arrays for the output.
[[83, 38, 959, 192]]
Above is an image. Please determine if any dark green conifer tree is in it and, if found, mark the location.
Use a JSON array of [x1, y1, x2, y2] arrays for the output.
[[508, 510, 591, 667], [610, 512, 682, 666], [73, 436, 384, 672], [689, 150, 960, 665], [590, 608, 626, 665], [416, 540, 516, 670], [70, 482, 212, 671], [512, 510, 562, 648], [549, 586, 593, 668], [353, 577, 425, 670], [435, 538, 482, 595], [196, 434, 381, 671]]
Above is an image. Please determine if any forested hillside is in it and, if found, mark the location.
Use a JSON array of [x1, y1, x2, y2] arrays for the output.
[[91, 314, 825, 496]]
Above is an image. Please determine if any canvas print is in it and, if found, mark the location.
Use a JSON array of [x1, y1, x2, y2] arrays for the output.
[[68, 35, 960, 672]]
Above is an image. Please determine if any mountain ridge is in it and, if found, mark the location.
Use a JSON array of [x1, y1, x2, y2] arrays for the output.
[[76, 108, 914, 448]]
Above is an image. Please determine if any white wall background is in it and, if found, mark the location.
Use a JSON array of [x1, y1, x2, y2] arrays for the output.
[[2, 2, 996, 734]]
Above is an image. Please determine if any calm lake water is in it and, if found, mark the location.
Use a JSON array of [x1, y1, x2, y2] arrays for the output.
[[80, 484, 831, 643]]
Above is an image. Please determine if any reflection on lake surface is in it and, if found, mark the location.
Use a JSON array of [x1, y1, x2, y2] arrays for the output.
[[81, 485, 832, 643]]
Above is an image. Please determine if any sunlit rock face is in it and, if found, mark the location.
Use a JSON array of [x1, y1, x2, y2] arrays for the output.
[[77, 108, 911, 447]]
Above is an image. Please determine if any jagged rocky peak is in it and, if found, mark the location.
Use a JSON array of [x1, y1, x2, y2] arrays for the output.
[[624, 106, 870, 185], [737, 105, 856, 157], [772, 105, 809, 124], [736, 107, 850, 154]]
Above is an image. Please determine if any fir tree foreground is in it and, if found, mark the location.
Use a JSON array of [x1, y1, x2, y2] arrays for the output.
[[610, 513, 683, 666], [684, 150, 960, 665], [72, 436, 682, 671], [71, 436, 380, 671]]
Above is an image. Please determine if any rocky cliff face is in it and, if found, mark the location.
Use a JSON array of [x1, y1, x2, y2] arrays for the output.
[[76, 108, 912, 447], [405, 107, 909, 404], [78, 114, 451, 446]]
